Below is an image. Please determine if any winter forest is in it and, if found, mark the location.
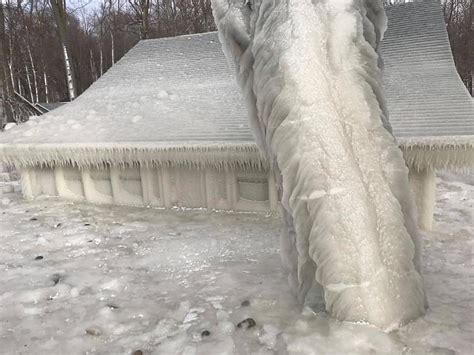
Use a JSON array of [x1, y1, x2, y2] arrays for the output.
[[0, 0, 472, 124]]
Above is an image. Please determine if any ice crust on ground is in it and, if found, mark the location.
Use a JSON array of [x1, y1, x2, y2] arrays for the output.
[[0, 173, 472, 354], [212, 0, 425, 329]]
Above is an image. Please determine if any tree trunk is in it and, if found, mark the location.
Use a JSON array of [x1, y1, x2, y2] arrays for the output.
[[0, 3, 5, 127], [0, 3, 13, 124], [25, 64, 34, 103], [27, 45, 39, 103], [50, 0, 77, 101], [43, 68, 49, 103], [89, 49, 98, 82], [110, 31, 115, 66], [142, 0, 150, 39], [99, 46, 104, 76]]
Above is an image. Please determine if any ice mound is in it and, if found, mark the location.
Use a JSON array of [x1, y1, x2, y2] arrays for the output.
[[212, 0, 426, 330]]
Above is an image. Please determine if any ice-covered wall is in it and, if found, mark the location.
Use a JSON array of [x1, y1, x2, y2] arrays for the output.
[[213, 0, 426, 330], [20, 165, 278, 213], [18, 163, 435, 233]]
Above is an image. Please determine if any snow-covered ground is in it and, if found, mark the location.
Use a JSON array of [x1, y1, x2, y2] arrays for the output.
[[0, 172, 472, 354]]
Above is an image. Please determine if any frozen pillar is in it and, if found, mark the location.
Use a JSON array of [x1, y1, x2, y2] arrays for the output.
[[20, 168, 35, 199], [409, 168, 436, 230], [55, 167, 85, 201], [268, 171, 279, 212]]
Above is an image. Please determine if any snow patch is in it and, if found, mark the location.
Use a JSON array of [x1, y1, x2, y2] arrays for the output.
[[131, 115, 142, 123]]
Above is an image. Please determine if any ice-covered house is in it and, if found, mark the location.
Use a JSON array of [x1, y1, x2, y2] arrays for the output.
[[0, 1, 472, 230]]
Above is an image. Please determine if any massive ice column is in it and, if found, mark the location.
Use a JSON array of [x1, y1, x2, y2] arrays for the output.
[[212, 0, 426, 330]]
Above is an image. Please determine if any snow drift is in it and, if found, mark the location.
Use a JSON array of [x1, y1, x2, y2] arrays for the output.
[[212, 0, 426, 330]]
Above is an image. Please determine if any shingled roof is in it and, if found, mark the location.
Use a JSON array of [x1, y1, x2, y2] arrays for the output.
[[0, 0, 472, 171], [382, 1, 473, 169]]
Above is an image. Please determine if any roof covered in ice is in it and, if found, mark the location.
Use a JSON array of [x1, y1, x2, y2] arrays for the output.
[[0, 1, 472, 170], [381, 0, 474, 169], [383, 1, 473, 138]]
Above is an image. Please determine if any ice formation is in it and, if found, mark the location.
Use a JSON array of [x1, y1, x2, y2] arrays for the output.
[[212, 0, 426, 330]]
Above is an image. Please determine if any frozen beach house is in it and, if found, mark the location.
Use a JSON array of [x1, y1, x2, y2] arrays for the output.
[[0, 1, 472, 230]]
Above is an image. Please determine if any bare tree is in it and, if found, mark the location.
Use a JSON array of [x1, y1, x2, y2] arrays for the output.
[[50, 0, 77, 100], [129, 0, 150, 39], [0, 2, 14, 125]]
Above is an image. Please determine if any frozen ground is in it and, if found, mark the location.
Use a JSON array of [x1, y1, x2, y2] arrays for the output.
[[0, 172, 472, 355]]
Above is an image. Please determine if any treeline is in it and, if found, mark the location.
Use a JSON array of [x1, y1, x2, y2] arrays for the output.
[[0, 0, 472, 124], [443, 0, 473, 95]]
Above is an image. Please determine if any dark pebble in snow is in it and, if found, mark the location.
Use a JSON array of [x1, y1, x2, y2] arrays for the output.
[[201, 330, 211, 337], [241, 300, 250, 307], [30, 218, 37, 221], [85, 327, 102, 336], [50, 274, 61, 285], [34, 256, 43, 260], [132, 350, 143, 355], [237, 318, 256, 329]]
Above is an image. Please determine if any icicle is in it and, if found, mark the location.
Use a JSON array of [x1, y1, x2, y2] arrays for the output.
[[0, 138, 471, 175], [0, 142, 268, 172]]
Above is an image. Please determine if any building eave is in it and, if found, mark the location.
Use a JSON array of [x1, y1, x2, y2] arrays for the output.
[[1, 137, 473, 173], [0, 142, 267, 171], [398, 135, 474, 171]]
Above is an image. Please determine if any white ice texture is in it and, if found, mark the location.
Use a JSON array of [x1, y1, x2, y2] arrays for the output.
[[212, 0, 426, 330]]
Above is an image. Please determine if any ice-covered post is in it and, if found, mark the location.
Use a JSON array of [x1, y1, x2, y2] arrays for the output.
[[212, 0, 426, 330], [409, 168, 436, 230]]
